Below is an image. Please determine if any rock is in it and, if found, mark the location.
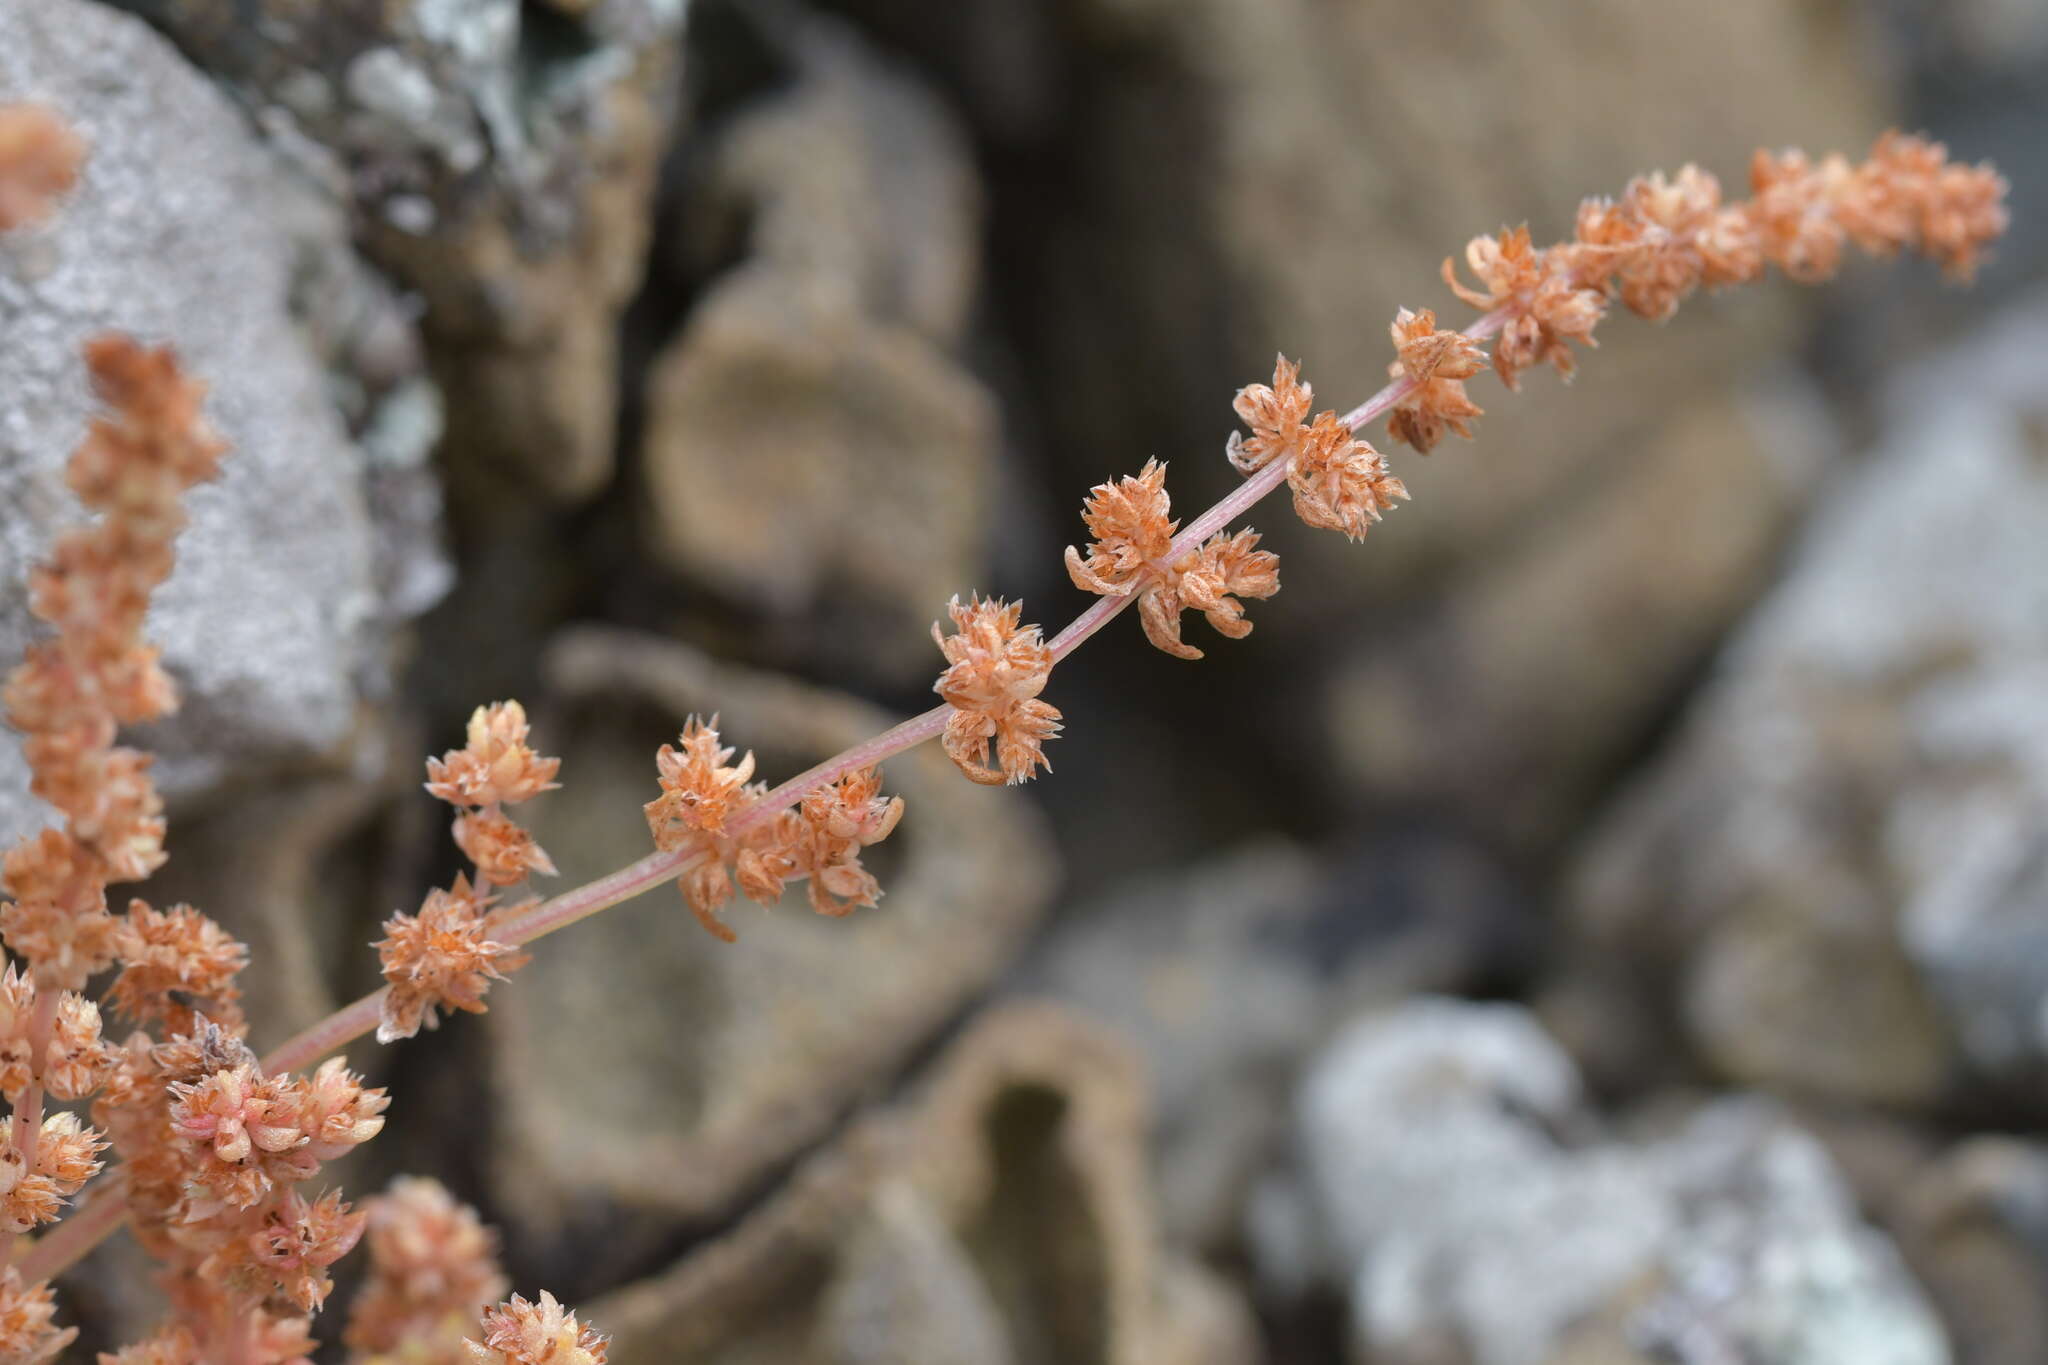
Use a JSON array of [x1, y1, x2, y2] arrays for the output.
[[486, 627, 1056, 1278], [1550, 294, 2048, 1107], [589, 1002, 1259, 1365], [1893, 1138, 2048, 1365], [1284, 998, 1949, 1365], [639, 12, 997, 682], [1017, 838, 1531, 1252], [118, 0, 683, 500], [0, 0, 445, 847], [1330, 386, 1836, 851]]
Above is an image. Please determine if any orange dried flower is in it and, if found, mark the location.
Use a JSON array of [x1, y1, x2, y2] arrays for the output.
[[1568, 166, 1753, 323], [376, 876, 531, 1043], [452, 809, 559, 887], [108, 899, 249, 1036], [1287, 414, 1408, 542], [1445, 225, 1608, 388], [1135, 530, 1283, 661], [645, 716, 756, 847], [1747, 147, 1848, 283], [73, 336, 227, 515], [300, 1055, 391, 1160], [1385, 307, 1486, 452], [932, 596, 1062, 785], [787, 766, 905, 918], [345, 1177, 509, 1358], [0, 104, 85, 234], [0, 892, 121, 992], [1227, 356, 1316, 474], [0, 1112, 106, 1232], [425, 702, 561, 809], [245, 1187, 366, 1312], [1064, 459, 1178, 594], [465, 1291, 608, 1365], [0, 1268, 74, 1364], [167, 1063, 316, 1209], [46, 989, 115, 1100], [1846, 130, 2009, 280]]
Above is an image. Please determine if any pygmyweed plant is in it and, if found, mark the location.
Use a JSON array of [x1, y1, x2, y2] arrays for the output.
[[0, 97, 2009, 1361]]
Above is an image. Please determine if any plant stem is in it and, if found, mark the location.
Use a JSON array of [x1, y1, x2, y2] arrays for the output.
[[24, 316, 1511, 1279]]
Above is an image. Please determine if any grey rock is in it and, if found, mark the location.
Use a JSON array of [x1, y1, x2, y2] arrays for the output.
[[589, 1002, 1258, 1365], [1894, 1138, 2048, 1365], [115, 0, 683, 499], [1553, 293, 2048, 1105], [1288, 999, 1949, 1365], [0, 0, 444, 846], [1018, 840, 1525, 1252]]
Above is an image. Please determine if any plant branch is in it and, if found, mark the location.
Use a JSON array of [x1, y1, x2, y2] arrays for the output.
[[23, 309, 1513, 1278]]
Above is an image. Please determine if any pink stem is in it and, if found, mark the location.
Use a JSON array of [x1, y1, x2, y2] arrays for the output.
[[21, 313, 1516, 1279]]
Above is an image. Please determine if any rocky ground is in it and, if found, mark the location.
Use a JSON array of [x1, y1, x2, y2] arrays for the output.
[[3, 0, 2047, 1360]]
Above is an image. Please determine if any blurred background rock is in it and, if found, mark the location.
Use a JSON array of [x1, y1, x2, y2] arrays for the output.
[[1, 0, 2044, 1359]]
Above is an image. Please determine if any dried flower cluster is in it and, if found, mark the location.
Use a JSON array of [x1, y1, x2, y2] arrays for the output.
[[0, 334, 396, 1361], [0, 103, 84, 234], [462, 1291, 608, 1365], [1060, 462, 1285, 661], [375, 702, 557, 1041], [932, 596, 1064, 781], [0, 110, 2006, 1361], [344, 1177, 509, 1364], [1041, 130, 2008, 695], [645, 716, 905, 940]]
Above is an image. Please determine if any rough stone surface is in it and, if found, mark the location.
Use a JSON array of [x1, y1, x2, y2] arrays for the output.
[[589, 1002, 1259, 1365], [1330, 386, 1836, 851], [0, 0, 445, 847], [640, 13, 996, 681], [1549, 294, 2048, 1107], [115, 0, 683, 499], [1889, 1137, 2048, 1365], [1018, 839, 1530, 1252], [1282, 999, 1949, 1365], [489, 628, 1056, 1270]]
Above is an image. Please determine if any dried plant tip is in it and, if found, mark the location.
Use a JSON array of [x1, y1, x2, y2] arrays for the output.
[[1385, 308, 1486, 453], [645, 715, 756, 847], [1065, 459, 1178, 595], [932, 595, 1061, 785], [465, 1291, 608, 1365], [0, 1268, 75, 1364], [0, 104, 84, 234], [77, 336, 228, 502], [346, 1176, 509, 1357], [426, 701, 562, 808], [375, 876, 531, 1042]]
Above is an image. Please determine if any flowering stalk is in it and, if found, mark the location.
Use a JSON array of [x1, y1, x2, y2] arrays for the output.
[[3, 129, 2009, 1334]]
